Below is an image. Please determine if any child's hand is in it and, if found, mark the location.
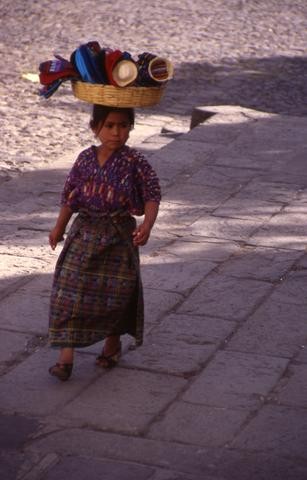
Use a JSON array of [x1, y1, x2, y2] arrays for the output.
[[49, 227, 65, 250], [132, 222, 151, 246]]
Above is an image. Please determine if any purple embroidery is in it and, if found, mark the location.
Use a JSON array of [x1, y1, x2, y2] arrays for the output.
[[61, 145, 161, 215]]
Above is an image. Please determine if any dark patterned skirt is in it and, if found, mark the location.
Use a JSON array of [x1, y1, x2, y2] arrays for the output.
[[48, 210, 144, 348]]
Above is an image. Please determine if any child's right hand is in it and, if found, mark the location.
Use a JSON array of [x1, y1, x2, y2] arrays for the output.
[[132, 221, 152, 246], [49, 227, 65, 250]]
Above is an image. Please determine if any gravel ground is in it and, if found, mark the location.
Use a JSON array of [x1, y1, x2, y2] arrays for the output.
[[1, 0, 306, 176]]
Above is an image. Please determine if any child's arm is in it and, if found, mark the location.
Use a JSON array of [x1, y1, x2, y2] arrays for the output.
[[49, 205, 73, 250], [133, 200, 159, 246]]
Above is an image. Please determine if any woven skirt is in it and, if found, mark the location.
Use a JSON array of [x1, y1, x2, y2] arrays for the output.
[[48, 211, 144, 348]]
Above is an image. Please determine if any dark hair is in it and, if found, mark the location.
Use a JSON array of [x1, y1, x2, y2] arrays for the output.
[[90, 104, 135, 131]]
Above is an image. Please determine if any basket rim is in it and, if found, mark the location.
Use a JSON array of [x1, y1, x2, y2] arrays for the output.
[[71, 80, 165, 107], [71, 80, 164, 92]]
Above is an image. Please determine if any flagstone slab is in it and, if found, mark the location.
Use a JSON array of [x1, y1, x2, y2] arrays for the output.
[[160, 236, 240, 263], [267, 271, 307, 306], [122, 313, 234, 375], [0, 284, 50, 335], [190, 105, 271, 129], [44, 457, 154, 480], [182, 351, 288, 408], [232, 405, 307, 458], [273, 364, 307, 408], [0, 330, 33, 365], [150, 140, 216, 182], [0, 414, 40, 450], [235, 179, 300, 204], [249, 210, 307, 250], [259, 171, 307, 187], [217, 246, 301, 282], [233, 120, 307, 152], [190, 214, 263, 242], [122, 335, 215, 376], [144, 288, 182, 330], [148, 469, 219, 480], [295, 346, 307, 364], [148, 401, 248, 447], [58, 368, 186, 434], [17, 273, 54, 294], [26, 427, 307, 480], [178, 273, 271, 320], [214, 197, 282, 222], [142, 254, 216, 293], [187, 164, 257, 191], [0, 254, 48, 294], [150, 313, 236, 345], [0, 348, 103, 416], [0, 451, 26, 480], [225, 300, 307, 357], [181, 122, 244, 144], [0, 243, 55, 262], [214, 152, 269, 171], [164, 182, 232, 210], [156, 201, 205, 226]]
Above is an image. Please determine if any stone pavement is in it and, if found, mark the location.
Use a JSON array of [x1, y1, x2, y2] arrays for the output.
[[1, 0, 307, 478], [1, 104, 307, 479]]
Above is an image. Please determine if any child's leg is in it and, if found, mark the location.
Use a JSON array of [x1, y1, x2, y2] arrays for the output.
[[49, 348, 74, 381], [96, 335, 121, 368], [103, 335, 121, 355], [58, 347, 74, 364]]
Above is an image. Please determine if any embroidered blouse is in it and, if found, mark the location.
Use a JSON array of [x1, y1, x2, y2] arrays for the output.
[[61, 145, 161, 215]]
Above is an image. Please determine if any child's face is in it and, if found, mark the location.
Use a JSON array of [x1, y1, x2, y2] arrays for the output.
[[94, 111, 132, 152]]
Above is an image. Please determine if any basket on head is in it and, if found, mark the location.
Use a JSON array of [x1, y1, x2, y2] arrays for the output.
[[71, 81, 164, 107]]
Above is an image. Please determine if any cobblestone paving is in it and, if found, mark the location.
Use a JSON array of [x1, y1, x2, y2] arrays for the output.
[[1, 0, 306, 176]]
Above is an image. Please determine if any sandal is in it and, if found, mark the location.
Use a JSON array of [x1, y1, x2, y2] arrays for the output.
[[96, 342, 122, 369], [49, 363, 73, 381]]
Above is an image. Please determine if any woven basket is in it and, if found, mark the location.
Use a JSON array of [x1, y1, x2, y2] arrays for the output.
[[71, 81, 164, 107]]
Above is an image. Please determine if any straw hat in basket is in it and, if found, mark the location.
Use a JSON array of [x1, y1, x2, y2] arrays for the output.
[[111, 60, 138, 87]]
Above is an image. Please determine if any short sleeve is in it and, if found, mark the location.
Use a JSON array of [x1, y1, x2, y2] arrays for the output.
[[61, 153, 87, 212], [133, 151, 161, 205]]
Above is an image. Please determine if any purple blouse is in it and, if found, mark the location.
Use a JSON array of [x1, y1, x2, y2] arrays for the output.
[[61, 145, 161, 216]]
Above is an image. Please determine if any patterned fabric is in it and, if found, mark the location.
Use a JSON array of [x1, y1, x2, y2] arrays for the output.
[[61, 145, 161, 215], [49, 211, 144, 348], [49, 146, 160, 349], [136, 52, 161, 86]]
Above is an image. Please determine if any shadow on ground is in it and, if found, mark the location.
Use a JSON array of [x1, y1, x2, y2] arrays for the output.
[[151, 54, 307, 117]]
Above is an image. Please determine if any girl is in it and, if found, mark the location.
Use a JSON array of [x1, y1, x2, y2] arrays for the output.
[[48, 105, 161, 381]]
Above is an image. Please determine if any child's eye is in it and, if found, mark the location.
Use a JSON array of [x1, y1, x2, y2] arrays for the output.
[[104, 122, 129, 129]]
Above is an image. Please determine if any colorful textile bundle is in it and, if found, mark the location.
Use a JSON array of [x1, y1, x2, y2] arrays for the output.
[[135, 52, 173, 86], [39, 41, 173, 99], [70, 41, 138, 86], [39, 54, 79, 98]]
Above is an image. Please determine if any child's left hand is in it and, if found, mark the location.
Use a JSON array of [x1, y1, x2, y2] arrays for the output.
[[132, 222, 151, 246]]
